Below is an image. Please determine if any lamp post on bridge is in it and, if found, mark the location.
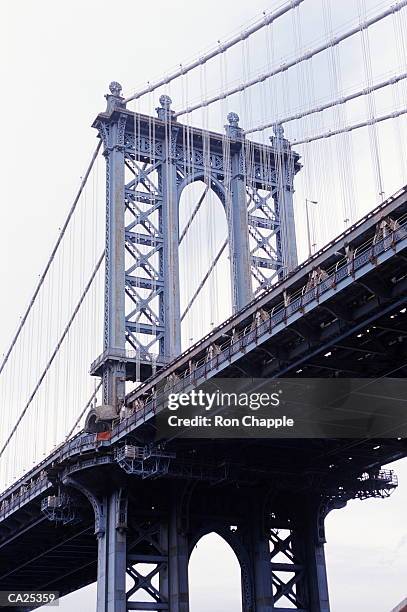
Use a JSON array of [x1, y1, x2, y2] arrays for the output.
[[305, 198, 318, 258]]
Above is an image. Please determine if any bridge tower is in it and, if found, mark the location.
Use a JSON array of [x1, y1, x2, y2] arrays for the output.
[[1, 80, 403, 612], [90, 82, 301, 412], [83, 83, 311, 612]]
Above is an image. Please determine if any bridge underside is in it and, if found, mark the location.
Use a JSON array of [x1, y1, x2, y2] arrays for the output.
[[1, 246, 407, 609], [0, 432, 403, 611], [1, 189, 407, 610], [214, 254, 407, 381]]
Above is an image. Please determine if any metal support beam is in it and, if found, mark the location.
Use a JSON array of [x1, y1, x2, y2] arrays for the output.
[[96, 84, 128, 409], [250, 503, 274, 611], [97, 491, 127, 612], [160, 495, 190, 611], [272, 125, 298, 276], [229, 137, 253, 311], [161, 121, 182, 358], [295, 504, 331, 612]]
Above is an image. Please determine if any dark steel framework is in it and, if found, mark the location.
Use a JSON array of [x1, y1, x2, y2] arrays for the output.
[[0, 90, 407, 612], [90, 83, 300, 412]]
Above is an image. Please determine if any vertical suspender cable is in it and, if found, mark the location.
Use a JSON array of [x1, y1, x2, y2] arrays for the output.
[[0, 252, 105, 460], [124, 0, 305, 104], [0, 141, 102, 377]]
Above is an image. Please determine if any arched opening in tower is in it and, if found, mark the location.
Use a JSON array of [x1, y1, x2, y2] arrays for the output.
[[189, 532, 242, 611], [179, 180, 231, 350]]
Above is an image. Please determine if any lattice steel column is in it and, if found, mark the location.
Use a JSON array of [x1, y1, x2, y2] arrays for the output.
[[66, 480, 190, 612], [225, 113, 253, 312], [267, 499, 331, 612], [95, 491, 188, 612], [96, 490, 128, 612], [160, 99, 182, 357], [97, 83, 127, 410], [91, 88, 301, 393], [271, 123, 298, 276], [249, 504, 275, 611], [243, 120, 300, 292], [239, 494, 332, 612], [92, 87, 186, 397]]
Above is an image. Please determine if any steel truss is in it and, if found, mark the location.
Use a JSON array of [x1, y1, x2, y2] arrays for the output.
[[91, 84, 300, 409], [42, 467, 396, 612]]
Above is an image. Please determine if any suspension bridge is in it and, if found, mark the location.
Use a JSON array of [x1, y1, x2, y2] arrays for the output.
[[1, 0, 407, 610]]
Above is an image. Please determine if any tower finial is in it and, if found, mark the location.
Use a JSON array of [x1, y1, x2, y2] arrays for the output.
[[270, 122, 290, 150], [227, 111, 240, 127], [159, 94, 172, 109], [156, 95, 175, 120], [105, 81, 126, 112], [272, 122, 285, 138], [225, 111, 244, 139], [109, 81, 122, 97]]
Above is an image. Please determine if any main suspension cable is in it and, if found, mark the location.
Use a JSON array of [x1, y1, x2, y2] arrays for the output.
[[181, 239, 228, 321], [292, 107, 407, 145], [245, 71, 407, 134], [174, 0, 407, 118], [124, 0, 304, 104], [65, 381, 103, 440], [0, 140, 102, 378], [0, 252, 105, 460]]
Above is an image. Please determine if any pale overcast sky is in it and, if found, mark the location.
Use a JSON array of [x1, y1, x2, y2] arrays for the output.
[[1, 0, 406, 610]]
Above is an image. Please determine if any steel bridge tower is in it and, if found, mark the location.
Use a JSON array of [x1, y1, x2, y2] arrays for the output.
[[90, 82, 300, 414], [80, 83, 351, 612], [1, 82, 402, 612]]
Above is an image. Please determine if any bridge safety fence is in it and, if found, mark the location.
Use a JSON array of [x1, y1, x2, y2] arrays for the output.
[[1, 215, 407, 518], [113, 218, 407, 436]]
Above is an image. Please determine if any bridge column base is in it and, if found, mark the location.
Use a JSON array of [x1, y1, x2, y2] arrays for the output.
[[201, 492, 331, 612], [159, 494, 190, 611], [96, 490, 127, 612], [246, 500, 274, 611], [95, 488, 189, 612], [264, 497, 331, 612], [293, 502, 331, 612], [92, 485, 331, 612]]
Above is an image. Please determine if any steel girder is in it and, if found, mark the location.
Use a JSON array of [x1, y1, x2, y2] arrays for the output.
[[91, 84, 301, 408], [123, 203, 407, 411]]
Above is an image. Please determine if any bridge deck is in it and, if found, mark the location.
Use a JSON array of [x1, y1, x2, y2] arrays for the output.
[[1, 185, 407, 606], [2, 184, 407, 512], [123, 184, 407, 405]]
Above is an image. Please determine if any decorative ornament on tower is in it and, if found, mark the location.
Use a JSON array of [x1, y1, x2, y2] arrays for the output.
[[109, 81, 122, 96], [270, 122, 290, 150], [225, 111, 244, 139], [156, 94, 176, 121], [105, 81, 126, 113]]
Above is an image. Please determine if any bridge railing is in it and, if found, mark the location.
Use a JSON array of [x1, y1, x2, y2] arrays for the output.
[[0, 430, 106, 520], [125, 192, 407, 406], [116, 217, 407, 430], [1, 205, 407, 519]]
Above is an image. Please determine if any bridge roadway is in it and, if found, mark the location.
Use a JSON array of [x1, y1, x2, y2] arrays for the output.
[[1, 185, 407, 607]]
